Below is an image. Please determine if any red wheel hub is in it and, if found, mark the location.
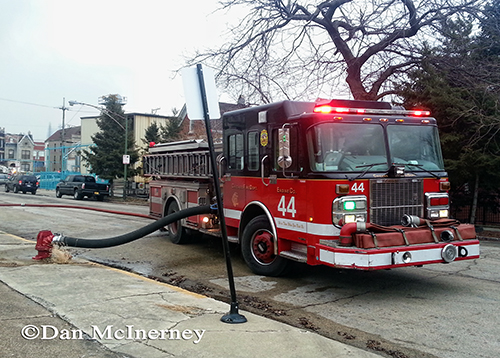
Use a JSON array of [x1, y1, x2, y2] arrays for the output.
[[169, 221, 178, 235], [252, 231, 275, 264]]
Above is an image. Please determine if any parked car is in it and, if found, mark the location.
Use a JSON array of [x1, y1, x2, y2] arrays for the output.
[[0, 173, 8, 185], [56, 175, 110, 200], [5, 174, 39, 194]]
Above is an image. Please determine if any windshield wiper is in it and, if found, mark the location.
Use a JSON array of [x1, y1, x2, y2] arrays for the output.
[[350, 162, 388, 181], [393, 162, 441, 179]]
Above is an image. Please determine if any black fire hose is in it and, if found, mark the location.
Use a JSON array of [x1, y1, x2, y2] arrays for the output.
[[53, 205, 213, 248]]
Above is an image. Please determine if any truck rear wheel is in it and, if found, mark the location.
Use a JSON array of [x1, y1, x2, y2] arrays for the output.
[[166, 200, 189, 244], [241, 215, 290, 276]]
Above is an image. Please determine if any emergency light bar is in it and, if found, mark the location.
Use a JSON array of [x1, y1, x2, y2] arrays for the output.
[[313, 105, 430, 117]]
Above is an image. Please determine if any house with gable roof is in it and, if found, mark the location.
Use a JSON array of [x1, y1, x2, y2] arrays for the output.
[[0, 132, 36, 173]]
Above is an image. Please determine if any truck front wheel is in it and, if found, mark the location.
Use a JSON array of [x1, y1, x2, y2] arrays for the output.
[[166, 200, 188, 244], [241, 215, 290, 276]]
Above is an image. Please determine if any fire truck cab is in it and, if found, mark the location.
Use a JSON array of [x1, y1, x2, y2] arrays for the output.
[[144, 99, 479, 276]]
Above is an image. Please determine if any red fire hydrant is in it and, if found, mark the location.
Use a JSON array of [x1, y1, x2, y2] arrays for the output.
[[33, 230, 54, 260]]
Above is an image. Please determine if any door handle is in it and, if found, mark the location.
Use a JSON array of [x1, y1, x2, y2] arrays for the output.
[[261, 155, 270, 187]]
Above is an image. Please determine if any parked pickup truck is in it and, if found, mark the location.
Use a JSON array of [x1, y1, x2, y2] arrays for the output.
[[56, 175, 110, 201]]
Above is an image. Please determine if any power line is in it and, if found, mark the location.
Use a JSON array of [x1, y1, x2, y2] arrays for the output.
[[0, 97, 58, 109], [0, 96, 96, 113]]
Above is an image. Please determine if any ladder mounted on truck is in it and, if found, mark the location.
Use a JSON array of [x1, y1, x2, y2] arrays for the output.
[[143, 140, 220, 180]]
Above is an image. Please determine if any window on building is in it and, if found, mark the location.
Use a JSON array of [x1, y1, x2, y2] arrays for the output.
[[8, 149, 14, 159], [21, 150, 31, 160]]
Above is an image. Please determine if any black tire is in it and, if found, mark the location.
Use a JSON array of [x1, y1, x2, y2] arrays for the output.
[[166, 200, 188, 244], [31, 190, 36, 195], [5, 185, 9, 193], [95, 195, 104, 201], [22, 191, 26, 194], [73, 189, 83, 200], [56, 188, 62, 198], [241, 215, 290, 276]]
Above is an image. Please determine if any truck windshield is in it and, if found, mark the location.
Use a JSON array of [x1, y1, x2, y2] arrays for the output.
[[387, 125, 444, 171], [307, 123, 388, 172], [307, 122, 445, 173]]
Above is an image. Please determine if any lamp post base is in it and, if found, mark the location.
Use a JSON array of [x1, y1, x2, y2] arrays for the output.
[[220, 302, 247, 324]]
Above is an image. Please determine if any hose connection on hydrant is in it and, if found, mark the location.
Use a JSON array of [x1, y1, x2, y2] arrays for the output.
[[33, 230, 56, 260], [32, 205, 212, 260]]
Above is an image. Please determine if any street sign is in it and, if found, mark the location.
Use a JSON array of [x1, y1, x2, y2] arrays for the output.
[[181, 64, 246, 324], [123, 155, 130, 165], [181, 65, 220, 120]]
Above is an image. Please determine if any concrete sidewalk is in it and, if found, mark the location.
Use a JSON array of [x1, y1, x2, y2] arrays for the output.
[[0, 231, 383, 358]]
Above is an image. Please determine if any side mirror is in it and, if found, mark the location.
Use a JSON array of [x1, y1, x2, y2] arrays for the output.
[[277, 127, 292, 169]]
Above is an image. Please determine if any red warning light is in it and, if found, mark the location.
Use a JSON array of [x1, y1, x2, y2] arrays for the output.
[[411, 110, 431, 117], [313, 105, 334, 114]]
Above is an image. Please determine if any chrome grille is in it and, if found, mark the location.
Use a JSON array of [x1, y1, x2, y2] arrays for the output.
[[370, 179, 424, 226]]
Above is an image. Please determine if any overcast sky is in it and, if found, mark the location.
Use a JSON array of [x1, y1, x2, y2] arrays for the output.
[[0, 0, 236, 141]]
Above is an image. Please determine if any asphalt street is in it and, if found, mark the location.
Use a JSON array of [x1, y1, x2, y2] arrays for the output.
[[1, 189, 499, 358]]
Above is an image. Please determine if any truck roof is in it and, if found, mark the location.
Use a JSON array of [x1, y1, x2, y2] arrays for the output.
[[222, 99, 434, 128], [148, 140, 222, 154]]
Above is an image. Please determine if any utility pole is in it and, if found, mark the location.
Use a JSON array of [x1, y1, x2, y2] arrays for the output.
[[59, 98, 69, 172], [123, 114, 128, 199]]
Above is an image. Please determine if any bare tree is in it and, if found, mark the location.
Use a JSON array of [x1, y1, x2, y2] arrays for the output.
[[189, 0, 480, 103]]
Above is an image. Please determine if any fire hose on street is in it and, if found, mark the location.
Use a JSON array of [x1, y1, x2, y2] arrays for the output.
[[0, 203, 152, 219], [28, 205, 213, 260]]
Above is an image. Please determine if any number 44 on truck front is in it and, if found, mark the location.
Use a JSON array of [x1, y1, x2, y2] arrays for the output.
[[143, 99, 480, 276]]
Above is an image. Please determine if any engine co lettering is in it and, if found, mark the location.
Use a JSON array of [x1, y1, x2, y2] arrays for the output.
[[277, 187, 296, 194]]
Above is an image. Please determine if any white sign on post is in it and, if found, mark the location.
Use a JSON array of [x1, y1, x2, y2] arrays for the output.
[[123, 155, 130, 165], [181, 65, 220, 120]]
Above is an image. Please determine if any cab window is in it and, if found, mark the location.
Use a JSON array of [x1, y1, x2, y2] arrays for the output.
[[228, 133, 244, 170], [247, 131, 259, 171]]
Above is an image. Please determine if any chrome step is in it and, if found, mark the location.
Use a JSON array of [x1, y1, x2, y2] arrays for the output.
[[279, 250, 307, 263]]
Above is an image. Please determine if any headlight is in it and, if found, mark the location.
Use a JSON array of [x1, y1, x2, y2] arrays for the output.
[[425, 192, 449, 219], [332, 195, 367, 225]]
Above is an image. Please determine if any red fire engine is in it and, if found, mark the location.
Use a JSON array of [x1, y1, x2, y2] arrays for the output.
[[143, 99, 480, 276]]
